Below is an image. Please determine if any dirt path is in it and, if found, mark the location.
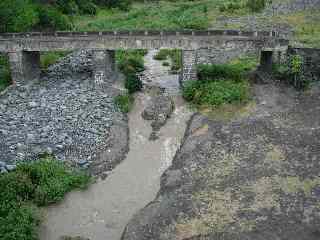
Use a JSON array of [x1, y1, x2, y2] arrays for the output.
[[39, 51, 192, 240]]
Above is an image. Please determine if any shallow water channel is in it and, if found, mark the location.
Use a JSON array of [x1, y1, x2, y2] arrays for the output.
[[39, 87, 192, 240]]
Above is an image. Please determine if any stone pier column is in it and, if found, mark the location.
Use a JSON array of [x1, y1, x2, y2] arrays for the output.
[[180, 50, 198, 87], [260, 51, 273, 73], [8, 51, 40, 86], [92, 50, 116, 86]]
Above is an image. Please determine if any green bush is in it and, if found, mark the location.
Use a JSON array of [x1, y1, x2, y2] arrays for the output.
[[0, 0, 39, 32], [116, 50, 147, 93], [114, 94, 134, 113], [182, 79, 249, 107], [125, 74, 143, 94], [0, 54, 12, 92], [0, 156, 91, 240], [76, 0, 97, 15], [183, 59, 255, 107], [247, 0, 266, 12], [55, 0, 79, 15], [95, 0, 132, 10], [162, 62, 170, 67], [197, 64, 244, 82], [154, 50, 169, 61], [219, 1, 243, 13], [272, 55, 310, 90], [38, 6, 72, 30]]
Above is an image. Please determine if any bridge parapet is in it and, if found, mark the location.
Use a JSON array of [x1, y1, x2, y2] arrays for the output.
[[0, 30, 282, 39]]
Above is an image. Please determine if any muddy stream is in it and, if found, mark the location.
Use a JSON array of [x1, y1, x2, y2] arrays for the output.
[[39, 51, 192, 240]]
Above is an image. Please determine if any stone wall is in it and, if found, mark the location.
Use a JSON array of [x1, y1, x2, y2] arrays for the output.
[[197, 40, 258, 65], [288, 47, 320, 82]]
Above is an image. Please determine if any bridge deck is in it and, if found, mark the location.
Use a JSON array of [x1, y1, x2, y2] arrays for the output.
[[0, 30, 289, 52]]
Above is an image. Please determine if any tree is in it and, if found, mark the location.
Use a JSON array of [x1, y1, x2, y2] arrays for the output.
[[0, 0, 39, 32]]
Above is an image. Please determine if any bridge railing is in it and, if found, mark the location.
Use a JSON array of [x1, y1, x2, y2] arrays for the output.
[[0, 30, 281, 39]]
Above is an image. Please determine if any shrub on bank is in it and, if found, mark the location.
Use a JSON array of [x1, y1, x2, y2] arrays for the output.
[[0, 156, 91, 240], [116, 50, 147, 94], [114, 94, 134, 113], [183, 79, 249, 107], [183, 59, 256, 107], [197, 64, 244, 82]]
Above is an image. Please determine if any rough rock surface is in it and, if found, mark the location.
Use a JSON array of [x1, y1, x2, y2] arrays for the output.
[[0, 50, 128, 175], [142, 92, 174, 140], [122, 83, 320, 240]]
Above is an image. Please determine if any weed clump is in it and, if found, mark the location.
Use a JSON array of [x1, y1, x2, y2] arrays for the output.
[[0, 156, 91, 240]]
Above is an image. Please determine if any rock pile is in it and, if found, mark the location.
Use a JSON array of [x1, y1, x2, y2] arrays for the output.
[[142, 92, 174, 140], [0, 50, 127, 173]]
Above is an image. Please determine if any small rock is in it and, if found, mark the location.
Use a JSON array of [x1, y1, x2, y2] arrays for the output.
[[5, 165, 17, 172], [0, 167, 8, 174]]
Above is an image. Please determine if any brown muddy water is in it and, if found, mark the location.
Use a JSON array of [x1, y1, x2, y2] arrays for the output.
[[39, 91, 192, 240]]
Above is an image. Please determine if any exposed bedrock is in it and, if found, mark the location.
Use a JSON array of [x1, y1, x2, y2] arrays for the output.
[[122, 83, 320, 240]]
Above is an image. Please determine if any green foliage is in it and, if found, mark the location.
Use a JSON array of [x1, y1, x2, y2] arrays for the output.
[[0, 54, 12, 92], [290, 54, 310, 90], [74, 1, 210, 31], [219, 0, 244, 13], [183, 60, 254, 107], [153, 49, 182, 72], [182, 79, 249, 107], [116, 50, 146, 93], [38, 6, 72, 30], [247, 0, 266, 12], [76, 0, 97, 15], [114, 94, 134, 113], [0, 0, 39, 32], [95, 0, 132, 11], [162, 62, 170, 67], [125, 74, 143, 94], [40, 51, 69, 70], [55, 0, 79, 15], [0, 156, 91, 240], [198, 64, 244, 82], [273, 55, 310, 90]]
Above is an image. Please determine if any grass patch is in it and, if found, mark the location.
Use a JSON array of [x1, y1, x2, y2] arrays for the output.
[[273, 10, 320, 48], [0, 54, 12, 92], [74, 1, 217, 31], [114, 94, 134, 113], [0, 156, 91, 240], [40, 51, 70, 70]]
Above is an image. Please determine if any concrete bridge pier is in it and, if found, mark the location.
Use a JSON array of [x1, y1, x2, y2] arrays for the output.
[[260, 51, 273, 73], [8, 51, 40, 86], [92, 50, 116, 86], [180, 50, 199, 86]]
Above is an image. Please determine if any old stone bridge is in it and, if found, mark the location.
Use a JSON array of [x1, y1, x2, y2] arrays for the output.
[[0, 30, 289, 85]]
